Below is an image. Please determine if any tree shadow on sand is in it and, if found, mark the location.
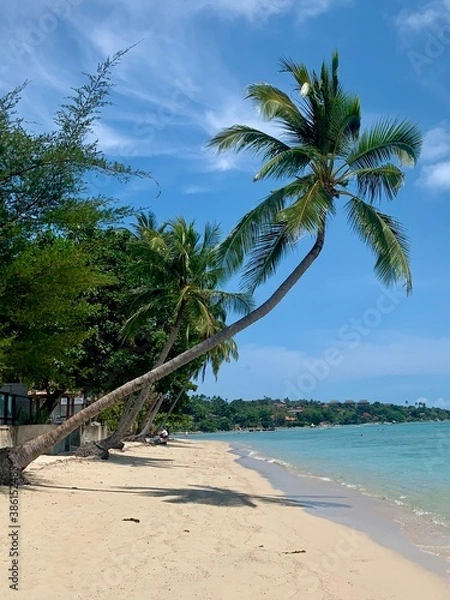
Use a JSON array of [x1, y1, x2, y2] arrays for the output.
[[23, 454, 176, 487], [114, 485, 351, 510]]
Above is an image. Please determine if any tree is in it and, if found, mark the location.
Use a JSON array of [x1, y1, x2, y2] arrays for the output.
[[0, 50, 143, 251], [0, 50, 148, 396], [0, 52, 422, 483], [96, 214, 250, 452], [0, 235, 111, 392]]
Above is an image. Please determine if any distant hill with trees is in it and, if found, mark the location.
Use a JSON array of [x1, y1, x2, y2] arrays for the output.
[[179, 395, 450, 432]]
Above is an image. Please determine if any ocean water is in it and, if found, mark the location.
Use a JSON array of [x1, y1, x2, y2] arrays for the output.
[[198, 421, 450, 564]]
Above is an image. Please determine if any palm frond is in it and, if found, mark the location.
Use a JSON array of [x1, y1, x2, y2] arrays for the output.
[[241, 222, 296, 292], [280, 182, 334, 237], [328, 94, 361, 156], [216, 177, 317, 276], [346, 197, 412, 293], [202, 221, 221, 251], [200, 289, 255, 315], [279, 56, 311, 91], [207, 125, 290, 161], [246, 83, 309, 132], [354, 164, 405, 202], [254, 146, 318, 181], [347, 119, 422, 170]]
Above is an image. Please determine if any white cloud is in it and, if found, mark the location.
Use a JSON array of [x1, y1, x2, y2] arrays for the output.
[[417, 126, 450, 189], [396, 7, 443, 33], [419, 160, 450, 189], [182, 185, 211, 195], [395, 1, 450, 34], [191, 0, 294, 20], [421, 126, 450, 162], [0, 0, 351, 171], [295, 0, 350, 22], [434, 397, 450, 409]]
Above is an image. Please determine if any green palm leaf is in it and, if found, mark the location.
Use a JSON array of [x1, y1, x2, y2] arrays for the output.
[[354, 164, 405, 201], [216, 177, 319, 276], [209, 52, 421, 294], [346, 197, 412, 293], [241, 222, 295, 292], [280, 183, 334, 237], [254, 146, 319, 181], [347, 119, 422, 170], [208, 125, 289, 160], [246, 83, 310, 137]]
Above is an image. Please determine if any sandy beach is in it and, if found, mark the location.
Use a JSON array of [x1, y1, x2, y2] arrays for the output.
[[0, 439, 449, 599]]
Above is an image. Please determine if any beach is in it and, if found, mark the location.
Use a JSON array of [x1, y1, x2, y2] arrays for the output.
[[0, 439, 449, 599]]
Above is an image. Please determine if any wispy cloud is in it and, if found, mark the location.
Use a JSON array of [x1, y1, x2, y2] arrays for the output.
[[419, 161, 450, 189], [395, 1, 450, 34], [0, 0, 351, 173], [182, 185, 211, 195], [396, 6, 443, 33]]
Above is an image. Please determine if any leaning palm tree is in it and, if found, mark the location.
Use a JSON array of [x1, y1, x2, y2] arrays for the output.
[[0, 53, 422, 484], [96, 213, 251, 453]]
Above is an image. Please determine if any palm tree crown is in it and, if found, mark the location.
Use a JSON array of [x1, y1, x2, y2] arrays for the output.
[[124, 213, 253, 340], [208, 52, 422, 293]]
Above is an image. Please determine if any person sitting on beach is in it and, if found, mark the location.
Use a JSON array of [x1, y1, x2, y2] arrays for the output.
[[159, 428, 169, 444]]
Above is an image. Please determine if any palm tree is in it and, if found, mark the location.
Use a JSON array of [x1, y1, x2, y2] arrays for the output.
[[0, 53, 422, 484], [208, 52, 420, 294], [96, 213, 251, 453]]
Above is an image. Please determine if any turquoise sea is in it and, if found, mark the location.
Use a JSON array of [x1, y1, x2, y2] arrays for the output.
[[199, 421, 450, 566]]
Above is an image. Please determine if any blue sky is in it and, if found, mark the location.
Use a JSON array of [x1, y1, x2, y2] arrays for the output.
[[2, 0, 450, 407]]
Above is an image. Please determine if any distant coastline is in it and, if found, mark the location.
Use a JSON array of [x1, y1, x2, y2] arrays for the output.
[[181, 395, 450, 433]]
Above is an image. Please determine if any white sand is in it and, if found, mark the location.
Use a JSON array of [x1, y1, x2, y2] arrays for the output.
[[0, 440, 449, 599]]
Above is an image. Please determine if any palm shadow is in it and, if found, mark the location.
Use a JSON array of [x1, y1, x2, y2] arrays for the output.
[[114, 484, 352, 509]]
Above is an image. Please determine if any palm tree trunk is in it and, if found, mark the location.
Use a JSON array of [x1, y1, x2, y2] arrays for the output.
[[158, 383, 189, 432], [100, 389, 151, 450], [137, 393, 165, 438], [0, 230, 324, 484], [88, 307, 186, 453], [137, 392, 164, 434]]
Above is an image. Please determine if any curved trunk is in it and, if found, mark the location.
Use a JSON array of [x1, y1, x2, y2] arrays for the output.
[[99, 388, 152, 451], [137, 392, 164, 435], [0, 230, 324, 483], [139, 382, 188, 437], [89, 307, 186, 453], [137, 393, 165, 438]]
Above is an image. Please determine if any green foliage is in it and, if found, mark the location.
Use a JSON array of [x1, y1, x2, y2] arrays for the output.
[[181, 396, 450, 432], [209, 52, 422, 294], [0, 235, 111, 386], [0, 52, 150, 391]]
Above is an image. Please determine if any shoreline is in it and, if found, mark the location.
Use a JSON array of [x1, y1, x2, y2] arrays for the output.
[[0, 439, 449, 598], [230, 442, 450, 579]]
